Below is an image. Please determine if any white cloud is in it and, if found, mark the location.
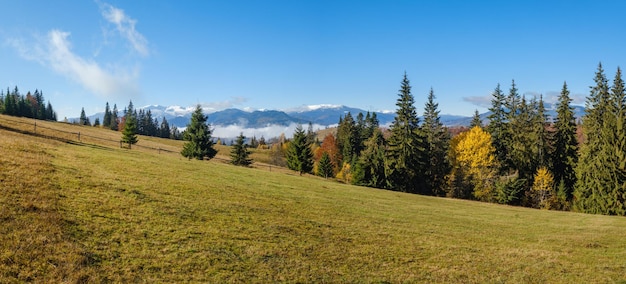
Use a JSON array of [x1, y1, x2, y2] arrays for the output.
[[100, 3, 149, 57], [7, 3, 150, 100], [200, 97, 249, 113], [462, 95, 491, 108], [8, 30, 140, 99]]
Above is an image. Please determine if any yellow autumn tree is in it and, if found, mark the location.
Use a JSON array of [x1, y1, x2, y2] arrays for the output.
[[336, 162, 352, 183], [447, 126, 498, 201], [531, 167, 556, 209]]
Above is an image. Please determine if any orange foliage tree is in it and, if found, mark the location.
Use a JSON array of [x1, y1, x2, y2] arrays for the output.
[[314, 134, 342, 175]]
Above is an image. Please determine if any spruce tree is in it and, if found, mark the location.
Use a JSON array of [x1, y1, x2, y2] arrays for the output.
[[504, 80, 522, 173], [470, 109, 482, 128], [286, 124, 313, 175], [487, 84, 509, 174], [509, 95, 534, 183], [552, 81, 578, 200], [181, 105, 217, 160], [103, 102, 112, 128], [160, 117, 171, 138], [230, 132, 252, 166], [532, 95, 552, 170], [575, 66, 626, 215], [422, 88, 450, 196], [354, 128, 387, 188], [317, 152, 334, 178], [575, 63, 610, 213], [386, 73, 425, 193], [45, 101, 56, 121], [336, 112, 357, 165], [121, 101, 138, 147], [79, 107, 91, 126], [111, 104, 119, 131]]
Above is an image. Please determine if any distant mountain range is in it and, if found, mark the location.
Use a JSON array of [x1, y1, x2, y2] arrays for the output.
[[85, 103, 586, 134]]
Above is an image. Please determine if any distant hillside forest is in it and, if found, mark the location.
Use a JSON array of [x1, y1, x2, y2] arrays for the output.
[[0, 87, 57, 121], [75, 101, 183, 140], [278, 64, 625, 216]]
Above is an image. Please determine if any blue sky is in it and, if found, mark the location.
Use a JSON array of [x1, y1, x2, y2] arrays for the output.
[[2, 0, 626, 120]]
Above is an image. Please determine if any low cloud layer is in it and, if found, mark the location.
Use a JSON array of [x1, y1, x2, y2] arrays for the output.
[[212, 122, 327, 139]]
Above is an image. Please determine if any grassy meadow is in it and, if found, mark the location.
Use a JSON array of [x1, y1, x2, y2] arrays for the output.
[[1, 114, 626, 283]]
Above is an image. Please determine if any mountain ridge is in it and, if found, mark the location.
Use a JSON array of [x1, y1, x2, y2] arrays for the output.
[[83, 103, 586, 137]]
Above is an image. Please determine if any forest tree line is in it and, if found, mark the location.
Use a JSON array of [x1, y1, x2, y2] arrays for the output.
[[277, 64, 624, 216], [77, 101, 183, 140], [0, 87, 57, 121]]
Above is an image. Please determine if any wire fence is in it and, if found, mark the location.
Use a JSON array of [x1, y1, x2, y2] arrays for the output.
[[0, 115, 290, 173], [0, 116, 178, 155]]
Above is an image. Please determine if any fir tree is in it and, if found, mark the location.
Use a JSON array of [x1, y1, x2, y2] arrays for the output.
[[317, 152, 334, 178], [286, 124, 313, 175], [93, 117, 100, 127], [386, 73, 425, 193], [552, 85, 578, 199], [230, 133, 252, 166], [181, 105, 217, 160], [422, 88, 450, 196]]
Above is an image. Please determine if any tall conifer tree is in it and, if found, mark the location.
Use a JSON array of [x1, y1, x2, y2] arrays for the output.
[[111, 104, 119, 131], [386, 73, 425, 193], [487, 84, 509, 174], [422, 88, 450, 196], [103, 102, 112, 128], [574, 63, 620, 214], [79, 107, 90, 126], [552, 82, 578, 199]]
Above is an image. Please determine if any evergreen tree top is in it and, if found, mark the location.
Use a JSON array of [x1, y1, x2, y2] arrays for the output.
[[392, 73, 419, 130], [423, 87, 442, 129]]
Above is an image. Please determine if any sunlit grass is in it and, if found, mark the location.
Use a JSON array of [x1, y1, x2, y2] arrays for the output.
[[1, 114, 626, 282]]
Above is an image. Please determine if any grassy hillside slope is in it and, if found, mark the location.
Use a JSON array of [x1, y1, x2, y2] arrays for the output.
[[1, 115, 625, 283]]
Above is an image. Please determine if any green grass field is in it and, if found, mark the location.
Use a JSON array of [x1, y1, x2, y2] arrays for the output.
[[1, 115, 625, 283]]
